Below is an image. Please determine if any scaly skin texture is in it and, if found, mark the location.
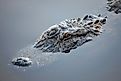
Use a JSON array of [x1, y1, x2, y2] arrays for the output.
[[33, 14, 107, 53], [106, 0, 121, 14]]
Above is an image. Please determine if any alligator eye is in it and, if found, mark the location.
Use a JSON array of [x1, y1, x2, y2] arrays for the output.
[[94, 20, 99, 24]]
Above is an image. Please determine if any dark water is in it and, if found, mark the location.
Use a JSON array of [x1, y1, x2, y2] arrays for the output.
[[0, 0, 121, 81]]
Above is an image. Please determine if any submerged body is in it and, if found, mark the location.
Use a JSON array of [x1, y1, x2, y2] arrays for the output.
[[33, 14, 107, 53], [106, 0, 121, 14]]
